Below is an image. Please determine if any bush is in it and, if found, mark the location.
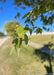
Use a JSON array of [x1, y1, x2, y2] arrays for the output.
[[0, 32, 5, 36]]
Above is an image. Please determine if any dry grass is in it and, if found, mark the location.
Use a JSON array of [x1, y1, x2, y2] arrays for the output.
[[0, 38, 54, 75], [29, 35, 54, 45]]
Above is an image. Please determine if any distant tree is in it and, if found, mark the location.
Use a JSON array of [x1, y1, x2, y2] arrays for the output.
[[3, 21, 21, 37]]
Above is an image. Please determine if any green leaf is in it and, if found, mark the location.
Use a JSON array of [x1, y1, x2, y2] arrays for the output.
[[14, 38, 22, 56], [16, 26, 28, 38], [10, 46, 15, 55], [33, 9, 38, 17], [16, 38, 22, 48], [20, 38, 22, 46], [48, 42, 54, 51], [49, 10, 52, 13], [30, 21, 34, 26], [17, 12, 20, 18], [24, 19, 30, 23], [17, 37, 20, 48], [24, 34, 28, 45], [32, 15, 36, 21], [12, 38, 18, 44], [24, 24, 29, 30], [22, 10, 33, 19], [50, 45, 54, 51], [16, 48, 20, 56], [36, 28, 42, 33], [29, 29, 32, 35], [43, 26, 47, 30], [22, 12, 30, 19]]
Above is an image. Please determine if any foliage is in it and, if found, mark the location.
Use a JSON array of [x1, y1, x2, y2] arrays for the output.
[[3, 21, 21, 36], [35, 28, 42, 33], [48, 42, 54, 51], [24, 34, 28, 45], [14, 0, 54, 33], [4, 21, 28, 55], [10, 26, 28, 56], [1, 0, 54, 53], [14, 0, 54, 51], [1, 0, 54, 33], [0, 32, 5, 36], [16, 26, 27, 38]]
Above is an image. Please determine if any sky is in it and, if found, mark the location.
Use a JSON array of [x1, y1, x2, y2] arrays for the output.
[[0, 0, 54, 34]]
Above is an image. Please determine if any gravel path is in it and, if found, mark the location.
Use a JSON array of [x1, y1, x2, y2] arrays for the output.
[[0, 36, 9, 47], [28, 41, 54, 57]]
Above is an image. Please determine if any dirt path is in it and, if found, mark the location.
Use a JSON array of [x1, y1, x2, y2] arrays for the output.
[[0, 36, 9, 47], [28, 41, 54, 57], [0, 37, 54, 56]]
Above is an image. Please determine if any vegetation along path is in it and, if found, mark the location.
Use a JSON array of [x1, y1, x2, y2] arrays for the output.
[[28, 41, 54, 57]]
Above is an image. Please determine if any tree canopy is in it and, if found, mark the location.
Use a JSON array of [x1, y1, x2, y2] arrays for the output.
[[3, 21, 21, 36], [14, 0, 54, 33], [0, 0, 54, 32]]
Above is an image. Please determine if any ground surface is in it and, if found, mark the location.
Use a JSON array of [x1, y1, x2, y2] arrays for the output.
[[28, 35, 54, 56], [0, 36, 9, 46], [28, 41, 54, 56], [0, 38, 54, 75]]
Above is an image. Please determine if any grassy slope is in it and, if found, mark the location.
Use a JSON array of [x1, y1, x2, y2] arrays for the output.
[[29, 35, 54, 45], [0, 38, 54, 75]]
